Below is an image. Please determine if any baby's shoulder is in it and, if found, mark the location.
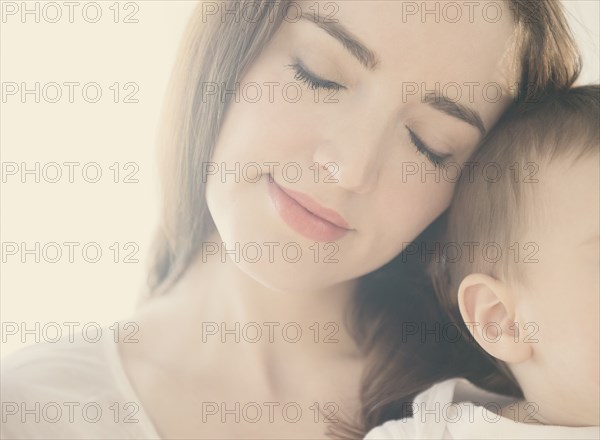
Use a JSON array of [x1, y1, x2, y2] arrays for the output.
[[364, 378, 515, 439], [364, 379, 460, 439]]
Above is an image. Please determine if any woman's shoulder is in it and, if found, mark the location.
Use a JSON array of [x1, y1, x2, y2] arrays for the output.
[[2, 330, 124, 397], [1, 330, 160, 439]]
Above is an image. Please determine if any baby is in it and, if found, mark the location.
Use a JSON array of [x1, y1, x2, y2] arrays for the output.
[[365, 85, 599, 439]]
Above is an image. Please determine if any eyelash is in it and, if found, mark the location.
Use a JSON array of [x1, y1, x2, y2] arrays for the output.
[[286, 62, 447, 168], [287, 62, 344, 91], [406, 127, 448, 168]]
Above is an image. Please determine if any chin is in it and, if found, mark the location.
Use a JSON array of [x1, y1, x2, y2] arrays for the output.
[[235, 258, 346, 294]]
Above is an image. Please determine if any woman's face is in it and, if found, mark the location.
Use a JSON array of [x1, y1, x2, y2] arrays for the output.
[[206, 0, 518, 292]]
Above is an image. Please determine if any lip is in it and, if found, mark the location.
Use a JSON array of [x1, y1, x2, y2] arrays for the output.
[[267, 176, 352, 242]]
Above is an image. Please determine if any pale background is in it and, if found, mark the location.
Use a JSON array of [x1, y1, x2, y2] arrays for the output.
[[1, 1, 598, 358]]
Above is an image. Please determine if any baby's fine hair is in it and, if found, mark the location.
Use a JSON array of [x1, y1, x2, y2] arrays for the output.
[[430, 84, 599, 391]]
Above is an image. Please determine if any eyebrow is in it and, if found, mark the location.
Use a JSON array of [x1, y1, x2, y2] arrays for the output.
[[300, 13, 379, 70], [299, 14, 485, 136], [423, 94, 486, 136]]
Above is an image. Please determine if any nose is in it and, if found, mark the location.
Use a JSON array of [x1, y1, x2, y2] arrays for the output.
[[313, 108, 393, 194]]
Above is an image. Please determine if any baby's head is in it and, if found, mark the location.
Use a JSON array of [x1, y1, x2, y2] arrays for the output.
[[432, 85, 599, 426]]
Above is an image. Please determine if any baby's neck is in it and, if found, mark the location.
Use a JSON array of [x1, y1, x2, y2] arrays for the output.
[[497, 400, 546, 425]]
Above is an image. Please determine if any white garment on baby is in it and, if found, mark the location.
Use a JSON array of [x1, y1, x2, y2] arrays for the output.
[[364, 378, 600, 439]]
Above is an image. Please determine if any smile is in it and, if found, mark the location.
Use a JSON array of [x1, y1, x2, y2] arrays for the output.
[[266, 176, 352, 242]]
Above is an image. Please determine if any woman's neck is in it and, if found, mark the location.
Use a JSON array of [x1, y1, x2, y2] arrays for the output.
[[121, 233, 366, 438], [129, 236, 365, 409], [169, 230, 363, 360]]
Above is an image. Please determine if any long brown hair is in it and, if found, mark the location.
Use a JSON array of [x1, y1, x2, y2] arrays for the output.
[[144, 1, 582, 437]]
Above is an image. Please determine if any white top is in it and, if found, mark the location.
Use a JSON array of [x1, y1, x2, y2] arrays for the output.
[[364, 378, 600, 440], [1, 331, 162, 439], [4, 336, 599, 440]]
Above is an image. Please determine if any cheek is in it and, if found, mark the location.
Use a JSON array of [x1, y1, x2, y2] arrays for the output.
[[525, 253, 599, 360], [367, 173, 456, 257], [210, 92, 321, 175], [384, 174, 454, 227]]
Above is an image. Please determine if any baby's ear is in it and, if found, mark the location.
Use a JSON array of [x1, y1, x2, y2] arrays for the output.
[[457, 273, 532, 364]]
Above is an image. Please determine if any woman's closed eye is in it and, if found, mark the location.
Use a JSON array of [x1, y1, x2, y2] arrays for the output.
[[286, 60, 452, 169], [287, 60, 345, 91], [405, 127, 451, 168]]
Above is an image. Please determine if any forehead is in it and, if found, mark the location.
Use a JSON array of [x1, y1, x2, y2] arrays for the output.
[[533, 157, 600, 240], [311, 0, 519, 124], [325, 0, 517, 57]]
